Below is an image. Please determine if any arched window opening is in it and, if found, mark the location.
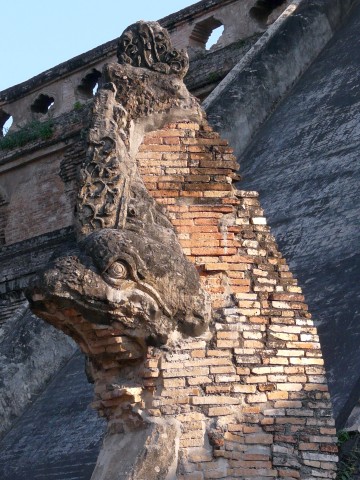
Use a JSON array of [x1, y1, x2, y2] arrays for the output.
[[250, 0, 287, 25], [31, 94, 55, 114], [0, 111, 13, 137], [189, 17, 224, 51], [77, 69, 102, 99], [206, 25, 225, 50]]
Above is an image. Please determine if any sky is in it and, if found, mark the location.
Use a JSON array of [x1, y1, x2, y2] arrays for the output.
[[0, 0, 198, 92]]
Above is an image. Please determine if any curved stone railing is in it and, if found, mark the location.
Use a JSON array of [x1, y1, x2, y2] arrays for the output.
[[0, 0, 290, 138], [0, 55, 113, 137]]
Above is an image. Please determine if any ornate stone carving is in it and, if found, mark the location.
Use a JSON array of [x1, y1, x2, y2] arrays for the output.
[[27, 20, 210, 418], [75, 62, 200, 236], [26, 20, 211, 479], [30, 225, 209, 345], [117, 21, 189, 78]]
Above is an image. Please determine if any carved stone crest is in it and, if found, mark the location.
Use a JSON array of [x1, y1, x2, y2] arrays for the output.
[[117, 21, 189, 77]]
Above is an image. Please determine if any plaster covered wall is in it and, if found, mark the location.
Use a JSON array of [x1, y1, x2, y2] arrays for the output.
[[236, 0, 360, 425], [0, 350, 106, 480], [0, 306, 76, 440], [167, 0, 290, 55]]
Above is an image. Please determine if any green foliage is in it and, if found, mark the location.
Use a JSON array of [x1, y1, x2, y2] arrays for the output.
[[337, 431, 360, 480], [0, 121, 54, 151], [338, 431, 352, 446], [73, 101, 84, 111], [207, 71, 222, 83]]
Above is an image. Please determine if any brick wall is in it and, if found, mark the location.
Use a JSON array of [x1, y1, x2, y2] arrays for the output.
[[133, 121, 338, 479], [21, 119, 338, 478], [3, 152, 73, 245]]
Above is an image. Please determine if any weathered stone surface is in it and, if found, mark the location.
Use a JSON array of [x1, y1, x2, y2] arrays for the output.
[[75, 63, 200, 236], [0, 307, 76, 439], [0, 351, 106, 480], [30, 227, 210, 343], [25, 22, 212, 478], [238, 0, 360, 426], [117, 21, 189, 77], [0, 0, 291, 137], [29, 31, 211, 348], [91, 420, 179, 480], [2, 0, 355, 475], [22, 20, 338, 479], [0, 228, 74, 295], [204, 0, 356, 157], [185, 33, 261, 100]]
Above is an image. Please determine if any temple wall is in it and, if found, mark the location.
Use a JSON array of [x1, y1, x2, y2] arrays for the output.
[[0, 0, 358, 477], [0, 0, 290, 141], [167, 0, 290, 54], [2, 149, 71, 245], [39, 117, 338, 479], [129, 121, 338, 479]]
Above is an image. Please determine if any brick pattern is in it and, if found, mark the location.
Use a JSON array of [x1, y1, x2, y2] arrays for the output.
[[134, 122, 338, 479], [27, 120, 337, 478], [4, 153, 73, 245], [36, 306, 146, 426], [60, 138, 86, 210], [0, 108, 88, 247]]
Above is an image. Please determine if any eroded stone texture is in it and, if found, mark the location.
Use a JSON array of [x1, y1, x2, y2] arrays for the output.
[[0, 306, 76, 439], [27, 22, 211, 478], [117, 21, 189, 77], [26, 20, 338, 480], [0, 351, 105, 480]]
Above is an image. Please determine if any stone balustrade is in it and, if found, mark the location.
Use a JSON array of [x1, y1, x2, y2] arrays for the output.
[[0, 0, 289, 137]]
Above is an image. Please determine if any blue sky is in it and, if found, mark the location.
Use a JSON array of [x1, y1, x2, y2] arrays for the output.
[[0, 0, 197, 92]]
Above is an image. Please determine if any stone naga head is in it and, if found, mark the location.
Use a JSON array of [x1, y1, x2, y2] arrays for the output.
[[29, 224, 209, 347], [27, 21, 211, 353]]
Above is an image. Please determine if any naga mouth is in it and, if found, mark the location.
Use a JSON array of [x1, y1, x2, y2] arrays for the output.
[[27, 225, 210, 348], [28, 262, 173, 345]]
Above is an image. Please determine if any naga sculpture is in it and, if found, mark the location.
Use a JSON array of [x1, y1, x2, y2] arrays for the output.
[[25, 19, 337, 480], [27, 21, 211, 479]]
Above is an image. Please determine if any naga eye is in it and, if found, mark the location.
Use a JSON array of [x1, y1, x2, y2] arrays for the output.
[[106, 261, 129, 280]]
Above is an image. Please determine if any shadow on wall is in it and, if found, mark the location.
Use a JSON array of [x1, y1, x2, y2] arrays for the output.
[[250, 0, 287, 26], [0, 189, 9, 246]]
